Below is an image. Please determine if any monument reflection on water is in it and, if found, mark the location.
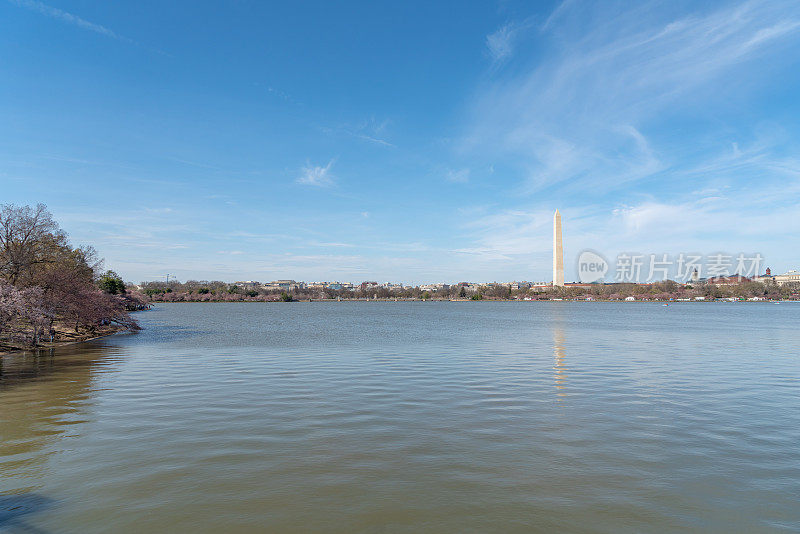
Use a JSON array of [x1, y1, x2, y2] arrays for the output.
[[553, 325, 567, 398]]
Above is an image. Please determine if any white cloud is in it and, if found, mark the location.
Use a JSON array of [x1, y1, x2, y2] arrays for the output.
[[466, 0, 800, 194], [454, 177, 800, 281], [486, 19, 534, 65], [486, 23, 516, 63], [297, 159, 335, 187], [307, 242, 355, 248], [445, 168, 470, 183], [459, 208, 553, 259]]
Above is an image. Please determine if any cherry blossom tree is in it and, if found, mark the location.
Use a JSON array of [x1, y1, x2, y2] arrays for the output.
[[1, 204, 140, 348]]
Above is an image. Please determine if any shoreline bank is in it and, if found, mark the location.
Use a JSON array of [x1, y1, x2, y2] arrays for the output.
[[0, 325, 128, 358]]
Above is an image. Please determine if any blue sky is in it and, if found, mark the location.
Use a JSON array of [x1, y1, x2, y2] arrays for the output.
[[2, 0, 800, 284]]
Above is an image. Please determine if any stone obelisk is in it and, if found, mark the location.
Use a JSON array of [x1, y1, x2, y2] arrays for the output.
[[553, 209, 564, 287]]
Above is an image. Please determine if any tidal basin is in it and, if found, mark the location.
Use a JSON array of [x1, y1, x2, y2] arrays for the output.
[[1, 302, 799, 532]]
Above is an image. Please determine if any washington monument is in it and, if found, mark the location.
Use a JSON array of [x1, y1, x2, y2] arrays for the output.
[[553, 209, 564, 287]]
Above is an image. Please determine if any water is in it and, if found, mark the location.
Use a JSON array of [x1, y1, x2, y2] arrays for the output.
[[1, 302, 799, 533]]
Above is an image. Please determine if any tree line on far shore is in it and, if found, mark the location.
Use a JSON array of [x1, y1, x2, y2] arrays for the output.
[[138, 276, 798, 303], [0, 204, 147, 350]]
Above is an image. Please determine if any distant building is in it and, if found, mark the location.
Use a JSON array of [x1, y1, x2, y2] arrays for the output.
[[382, 283, 405, 291], [753, 267, 800, 286], [706, 275, 752, 285], [419, 283, 449, 292], [772, 270, 800, 286], [263, 280, 302, 291], [530, 283, 552, 293], [233, 281, 262, 290], [753, 267, 772, 284]]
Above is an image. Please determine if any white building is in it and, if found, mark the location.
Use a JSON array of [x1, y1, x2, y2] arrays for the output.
[[419, 283, 449, 292], [263, 280, 303, 291], [772, 270, 800, 286], [382, 283, 405, 290]]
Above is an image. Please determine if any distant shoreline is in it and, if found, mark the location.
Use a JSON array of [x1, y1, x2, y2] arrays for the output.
[[146, 298, 797, 303]]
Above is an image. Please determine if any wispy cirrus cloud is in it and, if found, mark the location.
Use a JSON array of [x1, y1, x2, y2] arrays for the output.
[[306, 241, 355, 248], [9, 0, 133, 43], [456, 182, 800, 281], [350, 117, 394, 146], [540, 0, 574, 32], [485, 19, 534, 65], [486, 23, 516, 63], [457, 0, 800, 278], [445, 168, 470, 183], [10, 0, 172, 55], [322, 117, 395, 147], [297, 159, 336, 187], [253, 82, 303, 106], [470, 0, 800, 195]]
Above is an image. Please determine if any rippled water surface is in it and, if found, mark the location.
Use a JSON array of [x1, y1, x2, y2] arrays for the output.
[[1, 302, 799, 533]]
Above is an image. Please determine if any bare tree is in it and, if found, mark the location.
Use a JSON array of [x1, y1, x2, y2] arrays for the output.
[[0, 203, 140, 347], [0, 203, 68, 286]]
